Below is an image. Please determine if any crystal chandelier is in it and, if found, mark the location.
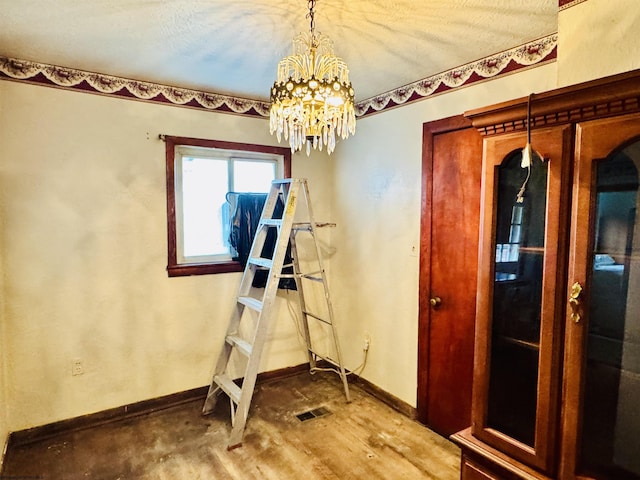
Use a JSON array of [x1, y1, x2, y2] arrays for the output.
[[269, 0, 356, 155]]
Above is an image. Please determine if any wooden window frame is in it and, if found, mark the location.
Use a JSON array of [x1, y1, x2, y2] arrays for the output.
[[165, 136, 291, 277]]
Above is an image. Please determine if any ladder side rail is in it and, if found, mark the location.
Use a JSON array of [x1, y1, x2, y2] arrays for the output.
[[260, 181, 284, 220], [203, 181, 285, 417], [227, 295, 276, 447], [300, 180, 351, 402], [235, 181, 285, 297], [236, 223, 273, 298], [265, 181, 291, 222], [302, 180, 335, 327], [236, 181, 290, 297], [288, 232, 316, 369], [203, 302, 246, 414], [227, 180, 301, 447]]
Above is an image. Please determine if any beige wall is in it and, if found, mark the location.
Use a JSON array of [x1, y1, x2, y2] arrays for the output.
[[0, 235, 7, 462], [329, 64, 558, 405], [324, 0, 640, 406], [328, 0, 640, 409], [0, 81, 330, 434], [1, 84, 10, 461], [2, 0, 640, 459], [558, 0, 640, 87]]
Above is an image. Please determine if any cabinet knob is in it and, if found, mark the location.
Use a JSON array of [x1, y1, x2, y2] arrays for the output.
[[430, 296, 442, 308]]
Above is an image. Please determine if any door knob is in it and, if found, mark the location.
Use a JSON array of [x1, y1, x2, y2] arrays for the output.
[[430, 296, 442, 308]]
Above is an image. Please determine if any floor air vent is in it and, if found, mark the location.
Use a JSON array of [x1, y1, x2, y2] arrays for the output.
[[296, 406, 332, 422]]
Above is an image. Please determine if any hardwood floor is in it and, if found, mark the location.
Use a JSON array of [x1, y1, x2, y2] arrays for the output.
[[2, 372, 461, 479]]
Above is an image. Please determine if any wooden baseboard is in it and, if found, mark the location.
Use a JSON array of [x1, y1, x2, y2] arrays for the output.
[[7, 362, 415, 449], [254, 362, 310, 384], [8, 385, 209, 448], [352, 375, 417, 420], [0, 435, 8, 473], [8, 363, 312, 448]]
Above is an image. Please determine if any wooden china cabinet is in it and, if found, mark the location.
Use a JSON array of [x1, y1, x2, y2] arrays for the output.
[[451, 70, 640, 480]]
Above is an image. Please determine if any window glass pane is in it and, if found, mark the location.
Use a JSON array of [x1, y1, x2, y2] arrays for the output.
[[166, 136, 290, 277], [512, 205, 524, 224], [181, 157, 229, 258], [234, 160, 276, 192], [509, 244, 520, 262], [487, 151, 548, 447], [509, 224, 522, 243], [581, 140, 640, 479]]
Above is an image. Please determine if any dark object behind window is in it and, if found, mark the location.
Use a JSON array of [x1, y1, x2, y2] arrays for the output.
[[227, 193, 296, 290]]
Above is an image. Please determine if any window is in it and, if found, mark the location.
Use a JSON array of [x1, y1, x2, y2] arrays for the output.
[[496, 205, 523, 262], [165, 136, 291, 277], [495, 204, 523, 281]]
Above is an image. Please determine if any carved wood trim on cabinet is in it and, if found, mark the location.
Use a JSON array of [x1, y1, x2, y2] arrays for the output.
[[465, 70, 640, 137], [453, 429, 554, 480]]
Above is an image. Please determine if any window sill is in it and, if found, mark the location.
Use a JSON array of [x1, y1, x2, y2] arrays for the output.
[[167, 261, 244, 277]]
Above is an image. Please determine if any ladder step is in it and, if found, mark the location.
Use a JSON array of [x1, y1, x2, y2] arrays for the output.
[[277, 272, 322, 282], [292, 222, 312, 231], [203, 178, 350, 448], [309, 350, 340, 367], [276, 274, 296, 279], [226, 335, 253, 357], [238, 296, 263, 312], [301, 272, 323, 282], [302, 310, 331, 325], [248, 257, 273, 269], [260, 218, 282, 227], [214, 374, 242, 404], [291, 222, 336, 231], [270, 179, 294, 185]]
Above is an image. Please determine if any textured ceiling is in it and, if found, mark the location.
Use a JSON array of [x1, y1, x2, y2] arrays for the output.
[[0, 0, 558, 102]]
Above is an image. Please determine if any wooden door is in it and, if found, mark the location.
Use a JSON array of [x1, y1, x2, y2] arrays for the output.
[[417, 116, 482, 436]]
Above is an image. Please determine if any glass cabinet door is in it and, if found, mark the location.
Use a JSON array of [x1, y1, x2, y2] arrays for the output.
[[561, 113, 640, 480], [473, 125, 571, 473], [487, 149, 547, 447]]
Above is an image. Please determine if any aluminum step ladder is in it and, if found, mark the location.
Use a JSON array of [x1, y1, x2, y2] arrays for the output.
[[202, 178, 350, 449]]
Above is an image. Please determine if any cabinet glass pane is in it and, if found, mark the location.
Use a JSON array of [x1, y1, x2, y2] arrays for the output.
[[487, 151, 548, 447], [581, 140, 640, 479]]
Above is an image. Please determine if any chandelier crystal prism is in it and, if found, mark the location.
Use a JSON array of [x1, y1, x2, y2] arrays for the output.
[[269, 0, 356, 155]]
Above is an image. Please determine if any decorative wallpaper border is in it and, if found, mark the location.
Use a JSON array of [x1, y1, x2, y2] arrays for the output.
[[0, 56, 270, 117], [354, 34, 558, 116], [0, 33, 557, 119], [559, 0, 588, 10]]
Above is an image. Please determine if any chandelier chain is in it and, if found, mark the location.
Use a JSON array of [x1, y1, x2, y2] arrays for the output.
[[307, 0, 317, 43]]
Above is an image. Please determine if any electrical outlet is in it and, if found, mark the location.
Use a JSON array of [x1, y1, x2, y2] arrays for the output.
[[363, 335, 371, 352], [72, 358, 84, 376]]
